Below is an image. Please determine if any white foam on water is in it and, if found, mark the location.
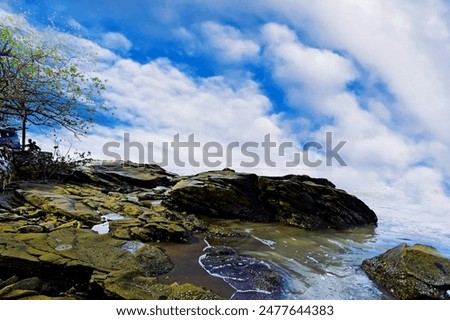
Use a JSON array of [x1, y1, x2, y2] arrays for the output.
[[251, 235, 276, 249]]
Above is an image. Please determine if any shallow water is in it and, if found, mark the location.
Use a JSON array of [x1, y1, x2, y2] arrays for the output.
[[206, 221, 383, 299], [201, 195, 450, 299], [154, 188, 450, 300]]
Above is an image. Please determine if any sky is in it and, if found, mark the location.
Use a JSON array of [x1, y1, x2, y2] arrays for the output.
[[1, 0, 450, 233]]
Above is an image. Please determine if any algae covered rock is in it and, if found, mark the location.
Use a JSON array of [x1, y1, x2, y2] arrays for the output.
[[362, 244, 450, 299], [0, 228, 174, 299], [14, 184, 102, 224], [96, 270, 221, 300]]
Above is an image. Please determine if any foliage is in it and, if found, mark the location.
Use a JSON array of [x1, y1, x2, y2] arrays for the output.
[[0, 18, 107, 149]]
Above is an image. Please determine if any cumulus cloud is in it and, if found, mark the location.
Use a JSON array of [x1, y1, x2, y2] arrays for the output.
[[197, 21, 260, 63], [88, 56, 293, 174], [269, 0, 450, 143], [262, 23, 357, 108], [101, 32, 132, 53]]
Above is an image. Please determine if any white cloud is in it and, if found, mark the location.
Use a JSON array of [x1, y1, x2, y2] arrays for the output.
[[268, 0, 450, 144], [262, 23, 357, 108], [101, 32, 132, 52], [80, 56, 299, 175], [198, 21, 260, 63]]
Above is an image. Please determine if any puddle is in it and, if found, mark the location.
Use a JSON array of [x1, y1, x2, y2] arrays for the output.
[[154, 186, 169, 192], [91, 213, 130, 235]]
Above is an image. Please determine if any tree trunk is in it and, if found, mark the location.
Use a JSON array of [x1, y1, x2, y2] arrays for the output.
[[21, 115, 26, 150]]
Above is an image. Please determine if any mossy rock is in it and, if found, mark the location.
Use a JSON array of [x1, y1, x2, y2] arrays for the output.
[[0, 228, 174, 298], [97, 270, 221, 300], [168, 282, 222, 300], [15, 185, 102, 224], [362, 244, 450, 299]]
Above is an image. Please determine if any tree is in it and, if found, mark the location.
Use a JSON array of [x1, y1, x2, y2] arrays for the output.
[[0, 21, 107, 150]]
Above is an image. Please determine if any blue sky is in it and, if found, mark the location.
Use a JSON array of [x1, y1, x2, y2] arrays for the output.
[[2, 0, 450, 233]]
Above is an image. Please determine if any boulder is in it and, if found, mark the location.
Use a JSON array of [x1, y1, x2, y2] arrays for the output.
[[259, 175, 377, 229], [362, 244, 450, 299], [169, 170, 272, 222], [168, 169, 377, 230]]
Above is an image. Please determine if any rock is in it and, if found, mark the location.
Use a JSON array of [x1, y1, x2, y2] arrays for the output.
[[0, 277, 43, 299], [205, 224, 247, 238], [259, 175, 377, 230], [0, 289, 40, 299], [0, 275, 20, 289], [15, 184, 102, 224], [94, 270, 221, 300], [169, 170, 272, 222], [362, 244, 450, 299], [108, 213, 196, 243], [168, 282, 223, 300], [168, 169, 377, 230], [0, 228, 175, 298], [17, 225, 45, 233], [200, 246, 283, 299], [130, 220, 191, 243], [55, 220, 82, 230], [68, 161, 174, 191], [0, 160, 380, 299], [0, 211, 23, 222]]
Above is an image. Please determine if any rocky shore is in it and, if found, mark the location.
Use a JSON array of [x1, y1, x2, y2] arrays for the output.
[[0, 161, 448, 300]]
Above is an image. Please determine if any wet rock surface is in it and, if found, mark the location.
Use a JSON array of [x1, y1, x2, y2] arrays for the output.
[[0, 161, 379, 299], [362, 244, 450, 299], [200, 246, 283, 299]]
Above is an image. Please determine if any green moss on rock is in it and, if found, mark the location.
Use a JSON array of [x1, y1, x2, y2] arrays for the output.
[[362, 244, 450, 299]]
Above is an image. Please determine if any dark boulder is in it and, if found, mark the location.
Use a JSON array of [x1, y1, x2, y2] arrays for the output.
[[169, 170, 273, 222], [168, 169, 377, 230], [259, 175, 377, 230]]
